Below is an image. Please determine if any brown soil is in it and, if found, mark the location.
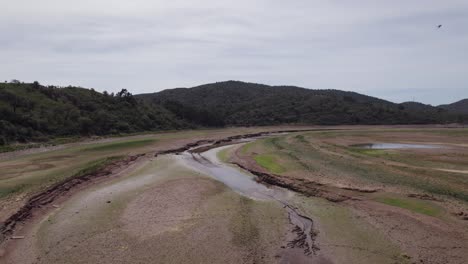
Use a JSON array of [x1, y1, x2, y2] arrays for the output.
[[0, 128, 320, 245], [1, 158, 288, 264], [121, 177, 219, 240], [232, 161, 363, 203], [0, 153, 146, 242], [2, 126, 467, 263], [231, 141, 468, 264], [349, 200, 468, 264]]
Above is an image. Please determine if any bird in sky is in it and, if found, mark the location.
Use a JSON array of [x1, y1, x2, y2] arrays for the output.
[[438, 24, 442, 28]]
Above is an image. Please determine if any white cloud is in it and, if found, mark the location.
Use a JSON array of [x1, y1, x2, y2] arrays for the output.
[[1, 0, 467, 104]]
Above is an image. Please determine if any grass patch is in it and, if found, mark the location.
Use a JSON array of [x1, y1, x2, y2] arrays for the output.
[[83, 139, 156, 152], [217, 148, 230, 162], [0, 184, 27, 199], [376, 196, 441, 216], [0, 137, 83, 153], [254, 154, 285, 174], [0, 156, 121, 199], [0, 143, 44, 153], [240, 142, 254, 155], [347, 147, 390, 157], [294, 134, 308, 144], [263, 137, 285, 150], [230, 196, 260, 247], [72, 156, 122, 178]]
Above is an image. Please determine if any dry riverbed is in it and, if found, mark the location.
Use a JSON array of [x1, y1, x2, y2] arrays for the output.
[[1, 126, 467, 264], [231, 128, 468, 264]]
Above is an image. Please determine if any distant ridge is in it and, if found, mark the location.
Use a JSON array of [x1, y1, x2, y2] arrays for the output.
[[139, 81, 465, 126], [1, 80, 467, 144], [439, 99, 468, 114]]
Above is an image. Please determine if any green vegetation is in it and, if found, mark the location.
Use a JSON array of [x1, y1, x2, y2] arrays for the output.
[[2, 80, 467, 145], [217, 147, 230, 162], [230, 196, 260, 247], [0, 82, 190, 145], [439, 98, 468, 114], [297, 196, 407, 264], [347, 147, 390, 157], [240, 142, 254, 155], [144, 81, 467, 127], [83, 139, 157, 152], [0, 183, 27, 199], [376, 196, 442, 216], [245, 131, 468, 202], [253, 154, 285, 174], [0, 156, 121, 199], [72, 156, 122, 178]]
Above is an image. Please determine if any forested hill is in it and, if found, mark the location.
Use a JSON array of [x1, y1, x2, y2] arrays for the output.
[[439, 99, 468, 114], [0, 82, 190, 144], [1, 80, 466, 144], [139, 81, 466, 126]]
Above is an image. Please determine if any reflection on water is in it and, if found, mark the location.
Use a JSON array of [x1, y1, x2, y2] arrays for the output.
[[176, 144, 318, 257], [354, 143, 442, 149], [178, 145, 287, 200]]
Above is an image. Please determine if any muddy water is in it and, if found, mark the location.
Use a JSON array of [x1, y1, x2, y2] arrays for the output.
[[354, 143, 442, 149], [177, 145, 319, 258]]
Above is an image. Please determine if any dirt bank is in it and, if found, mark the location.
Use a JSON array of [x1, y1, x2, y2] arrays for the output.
[[0, 154, 146, 242], [229, 134, 468, 264], [0, 128, 318, 244], [2, 156, 289, 264]]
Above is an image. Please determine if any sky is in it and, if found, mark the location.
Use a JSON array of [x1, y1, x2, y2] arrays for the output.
[[1, 0, 467, 105]]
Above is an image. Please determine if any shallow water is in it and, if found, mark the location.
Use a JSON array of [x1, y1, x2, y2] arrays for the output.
[[179, 145, 287, 200], [354, 143, 442, 149], [176, 144, 318, 256]]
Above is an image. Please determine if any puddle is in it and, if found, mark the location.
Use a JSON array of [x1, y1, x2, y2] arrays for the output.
[[353, 143, 442, 149], [176, 144, 319, 257], [179, 145, 287, 200]]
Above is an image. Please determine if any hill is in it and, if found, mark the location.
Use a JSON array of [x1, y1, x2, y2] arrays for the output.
[[439, 99, 468, 114], [0, 82, 189, 144], [139, 81, 464, 126], [1, 80, 466, 144]]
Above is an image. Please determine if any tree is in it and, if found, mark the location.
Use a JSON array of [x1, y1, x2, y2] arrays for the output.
[[32, 81, 40, 89], [117, 89, 132, 97]]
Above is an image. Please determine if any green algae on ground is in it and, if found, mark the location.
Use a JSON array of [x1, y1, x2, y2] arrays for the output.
[[217, 147, 231, 163], [83, 139, 157, 152], [294, 196, 407, 264], [375, 196, 442, 217], [254, 154, 285, 173]]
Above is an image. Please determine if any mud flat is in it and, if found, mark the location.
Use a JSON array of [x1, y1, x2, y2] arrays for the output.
[[1, 126, 467, 264], [1, 155, 288, 263], [232, 128, 468, 263], [179, 146, 325, 262]]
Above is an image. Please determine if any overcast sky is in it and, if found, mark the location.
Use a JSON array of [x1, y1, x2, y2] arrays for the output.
[[1, 1, 467, 105]]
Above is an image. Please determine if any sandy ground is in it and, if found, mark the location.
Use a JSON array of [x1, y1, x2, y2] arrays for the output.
[[1, 126, 467, 264], [0, 126, 319, 224], [1, 156, 289, 264], [231, 130, 468, 264], [349, 200, 468, 264]]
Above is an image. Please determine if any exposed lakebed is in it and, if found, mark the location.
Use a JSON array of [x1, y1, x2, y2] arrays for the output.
[[353, 143, 443, 149], [177, 144, 323, 259]]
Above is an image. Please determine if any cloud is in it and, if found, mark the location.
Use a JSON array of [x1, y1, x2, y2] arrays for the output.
[[1, 0, 467, 104]]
